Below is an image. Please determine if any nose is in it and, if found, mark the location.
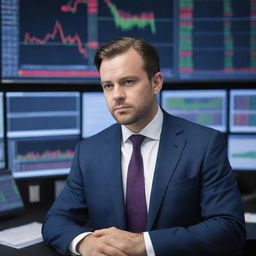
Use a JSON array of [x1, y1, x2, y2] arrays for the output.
[[113, 85, 125, 101]]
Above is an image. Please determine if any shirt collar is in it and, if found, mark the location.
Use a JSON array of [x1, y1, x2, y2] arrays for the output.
[[121, 106, 163, 143]]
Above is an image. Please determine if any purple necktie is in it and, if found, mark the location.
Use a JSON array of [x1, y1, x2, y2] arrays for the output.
[[126, 135, 147, 233]]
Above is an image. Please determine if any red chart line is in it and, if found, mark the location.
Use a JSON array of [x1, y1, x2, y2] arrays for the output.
[[19, 70, 99, 77], [61, 0, 86, 13], [24, 20, 88, 58]]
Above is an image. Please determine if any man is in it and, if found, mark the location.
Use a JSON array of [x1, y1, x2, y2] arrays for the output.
[[42, 37, 246, 256]]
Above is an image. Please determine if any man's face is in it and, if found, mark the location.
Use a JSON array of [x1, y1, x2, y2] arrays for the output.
[[99, 47, 163, 132]]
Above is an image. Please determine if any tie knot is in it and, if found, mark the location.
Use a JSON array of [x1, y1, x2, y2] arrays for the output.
[[129, 135, 145, 148]]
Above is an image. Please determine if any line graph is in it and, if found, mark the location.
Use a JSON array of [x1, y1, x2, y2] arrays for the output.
[[229, 136, 256, 170], [24, 20, 88, 59], [103, 0, 156, 34], [61, 0, 97, 14], [61, 0, 87, 13]]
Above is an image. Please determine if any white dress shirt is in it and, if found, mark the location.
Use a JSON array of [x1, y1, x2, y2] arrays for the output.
[[69, 106, 163, 255]]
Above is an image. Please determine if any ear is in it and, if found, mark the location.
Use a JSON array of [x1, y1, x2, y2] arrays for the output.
[[152, 72, 163, 95]]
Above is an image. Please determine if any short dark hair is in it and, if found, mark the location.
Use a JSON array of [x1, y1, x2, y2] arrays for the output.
[[94, 37, 160, 79]]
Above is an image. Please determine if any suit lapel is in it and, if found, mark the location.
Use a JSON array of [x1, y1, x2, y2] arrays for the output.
[[101, 125, 126, 229], [147, 114, 186, 230]]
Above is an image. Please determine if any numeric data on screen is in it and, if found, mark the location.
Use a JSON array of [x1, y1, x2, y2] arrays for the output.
[[161, 90, 227, 132], [230, 89, 256, 132]]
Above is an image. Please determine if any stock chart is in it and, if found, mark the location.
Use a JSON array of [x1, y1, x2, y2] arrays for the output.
[[6, 92, 81, 177], [230, 89, 256, 132], [1, 0, 173, 81], [229, 135, 256, 170], [9, 137, 78, 177], [1, 0, 255, 82], [161, 90, 227, 132], [178, 0, 256, 80]]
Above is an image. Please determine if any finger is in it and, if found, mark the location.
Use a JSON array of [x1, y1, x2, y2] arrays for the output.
[[93, 227, 117, 236], [102, 245, 128, 256], [93, 231, 104, 237]]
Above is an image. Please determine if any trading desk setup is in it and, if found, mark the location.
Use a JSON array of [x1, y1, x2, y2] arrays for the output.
[[0, 186, 256, 256]]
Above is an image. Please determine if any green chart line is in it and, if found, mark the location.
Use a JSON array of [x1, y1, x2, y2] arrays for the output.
[[104, 0, 156, 34]]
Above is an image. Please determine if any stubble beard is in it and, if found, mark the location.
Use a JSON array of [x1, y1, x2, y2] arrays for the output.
[[111, 103, 153, 128]]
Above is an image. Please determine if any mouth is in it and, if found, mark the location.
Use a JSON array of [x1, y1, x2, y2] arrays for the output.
[[114, 106, 132, 112]]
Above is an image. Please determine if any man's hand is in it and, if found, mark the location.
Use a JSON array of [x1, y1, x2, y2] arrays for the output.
[[77, 227, 147, 256]]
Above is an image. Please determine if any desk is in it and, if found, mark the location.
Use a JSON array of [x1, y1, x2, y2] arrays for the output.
[[1, 203, 256, 256], [0, 204, 59, 256], [0, 242, 58, 256]]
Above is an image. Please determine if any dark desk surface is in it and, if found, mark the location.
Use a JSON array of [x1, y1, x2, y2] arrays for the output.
[[0, 242, 58, 256], [0, 204, 59, 256], [1, 203, 256, 256]]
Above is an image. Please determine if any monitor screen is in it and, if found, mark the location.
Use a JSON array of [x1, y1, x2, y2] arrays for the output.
[[229, 89, 256, 132], [82, 92, 115, 137], [1, 0, 255, 83], [161, 90, 227, 132], [0, 93, 5, 169], [0, 171, 24, 217], [6, 92, 81, 178], [228, 135, 256, 171]]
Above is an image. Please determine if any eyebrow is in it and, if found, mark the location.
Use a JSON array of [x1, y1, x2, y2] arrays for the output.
[[101, 76, 138, 84], [100, 80, 112, 86], [120, 76, 138, 81]]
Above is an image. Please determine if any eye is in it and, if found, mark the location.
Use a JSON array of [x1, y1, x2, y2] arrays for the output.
[[123, 79, 134, 86], [102, 83, 113, 90]]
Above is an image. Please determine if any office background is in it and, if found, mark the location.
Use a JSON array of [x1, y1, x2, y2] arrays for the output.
[[0, 0, 256, 255]]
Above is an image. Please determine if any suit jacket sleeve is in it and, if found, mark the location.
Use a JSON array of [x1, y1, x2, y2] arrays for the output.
[[42, 142, 91, 255], [149, 130, 246, 256]]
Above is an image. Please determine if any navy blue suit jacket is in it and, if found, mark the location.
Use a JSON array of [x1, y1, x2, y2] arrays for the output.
[[42, 112, 246, 256]]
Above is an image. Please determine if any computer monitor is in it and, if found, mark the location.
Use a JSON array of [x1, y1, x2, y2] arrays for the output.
[[228, 135, 256, 171], [0, 170, 24, 218], [229, 89, 256, 133], [1, 0, 255, 83], [6, 92, 81, 178], [82, 92, 115, 138], [161, 90, 227, 132]]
